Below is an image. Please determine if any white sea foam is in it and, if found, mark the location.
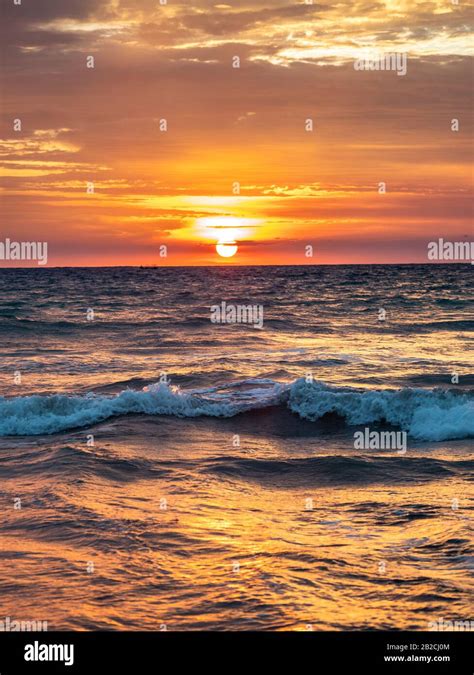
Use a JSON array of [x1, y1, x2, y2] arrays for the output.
[[0, 380, 287, 436], [288, 379, 474, 441], [0, 378, 472, 441]]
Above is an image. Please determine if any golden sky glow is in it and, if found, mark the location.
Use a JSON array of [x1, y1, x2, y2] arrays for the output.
[[0, 0, 472, 265]]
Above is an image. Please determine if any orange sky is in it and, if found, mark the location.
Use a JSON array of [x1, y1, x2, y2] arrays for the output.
[[0, 0, 472, 266]]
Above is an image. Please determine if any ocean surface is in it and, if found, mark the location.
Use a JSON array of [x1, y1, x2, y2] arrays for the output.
[[0, 264, 472, 630]]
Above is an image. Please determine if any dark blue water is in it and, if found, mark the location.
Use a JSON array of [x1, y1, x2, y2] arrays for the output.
[[0, 265, 472, 629]]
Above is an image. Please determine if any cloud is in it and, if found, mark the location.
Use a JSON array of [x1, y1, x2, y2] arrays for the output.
[[1, 0, 472, 264]]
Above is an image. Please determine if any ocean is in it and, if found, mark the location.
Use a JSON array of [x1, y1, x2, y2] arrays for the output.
[[0, 264, 472, 630]]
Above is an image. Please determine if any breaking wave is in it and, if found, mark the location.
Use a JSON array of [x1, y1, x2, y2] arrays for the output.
[[0, 378, 472, 441]]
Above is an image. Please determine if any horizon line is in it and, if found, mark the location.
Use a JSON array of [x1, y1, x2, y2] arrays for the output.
[[0, 262, 470, 270]]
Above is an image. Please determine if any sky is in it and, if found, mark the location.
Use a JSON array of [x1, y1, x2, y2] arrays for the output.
[[0, 0, 472, 266]]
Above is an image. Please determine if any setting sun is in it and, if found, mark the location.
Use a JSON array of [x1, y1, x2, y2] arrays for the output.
[[216, 238, 238, 258]]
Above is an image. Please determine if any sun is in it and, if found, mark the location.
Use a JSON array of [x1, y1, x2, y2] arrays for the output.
[[216, 238, 238, 258]]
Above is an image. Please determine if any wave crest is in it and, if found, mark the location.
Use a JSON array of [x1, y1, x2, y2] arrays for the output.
[[0, 378, 472, 441], [288, 379, 474, 441]]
